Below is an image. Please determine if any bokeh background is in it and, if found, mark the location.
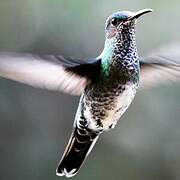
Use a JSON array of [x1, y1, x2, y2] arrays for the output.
[[0, 0, 180, 180]]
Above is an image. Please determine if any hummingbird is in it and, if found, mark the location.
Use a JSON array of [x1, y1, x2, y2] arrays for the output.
[[0, 9, 180, 178]]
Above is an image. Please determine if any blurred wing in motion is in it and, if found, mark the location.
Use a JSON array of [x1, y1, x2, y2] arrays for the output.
[[139, 43, 180, 89], [0, 53, 100, 95]]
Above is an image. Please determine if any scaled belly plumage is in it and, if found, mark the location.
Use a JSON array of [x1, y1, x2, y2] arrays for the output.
[[76, 82, 138, 132]]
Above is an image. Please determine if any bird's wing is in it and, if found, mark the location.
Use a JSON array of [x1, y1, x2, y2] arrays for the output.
[[139, 43, 180, 89], [0, 53, 101, 95]]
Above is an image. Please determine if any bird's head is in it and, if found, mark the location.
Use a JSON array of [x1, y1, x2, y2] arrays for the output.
[[105, 9, 153, 39]]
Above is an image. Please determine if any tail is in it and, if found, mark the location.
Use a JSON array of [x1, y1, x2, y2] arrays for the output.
[[56, 126, 99, 177]]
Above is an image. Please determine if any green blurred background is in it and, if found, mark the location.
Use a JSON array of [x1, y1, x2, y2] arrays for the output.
[[0, 0, 180, 180]]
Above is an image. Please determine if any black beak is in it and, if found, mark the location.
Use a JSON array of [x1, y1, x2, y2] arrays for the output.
[[128, 9, 153, 20]]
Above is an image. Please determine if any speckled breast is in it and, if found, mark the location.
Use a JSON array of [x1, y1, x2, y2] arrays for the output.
[[79, 80, 138, 131]]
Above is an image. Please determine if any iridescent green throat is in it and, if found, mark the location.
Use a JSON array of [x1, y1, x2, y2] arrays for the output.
[[101, 38, 115, 76], [100, 26, 139, 83]]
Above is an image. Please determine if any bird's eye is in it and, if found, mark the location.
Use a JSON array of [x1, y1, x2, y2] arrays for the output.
[[111, 18, 118, 26]]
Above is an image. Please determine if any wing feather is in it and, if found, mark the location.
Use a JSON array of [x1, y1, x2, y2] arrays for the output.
[[0, 53, 100, 95], [139, 43, 180, 89]]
